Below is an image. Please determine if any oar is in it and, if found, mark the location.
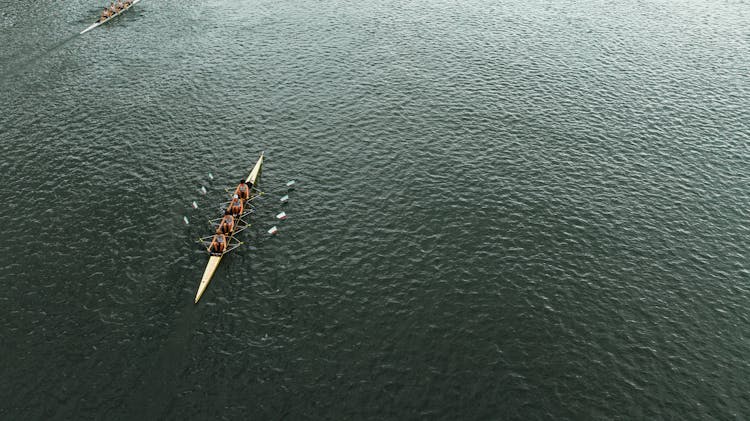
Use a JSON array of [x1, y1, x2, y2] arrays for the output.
[[219, 197, 260, 207], [221, 241, 244, 254]]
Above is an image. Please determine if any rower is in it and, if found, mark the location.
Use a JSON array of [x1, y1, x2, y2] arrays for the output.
[[234, 180, 251, 200], [216, 210, 235, 235], [116, 0, 124, 9], [209, 233, 227, 255], [227, 195, 244, 217]]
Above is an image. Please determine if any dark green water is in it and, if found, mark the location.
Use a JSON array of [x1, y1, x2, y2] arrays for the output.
[[1, 0, 749, 419]]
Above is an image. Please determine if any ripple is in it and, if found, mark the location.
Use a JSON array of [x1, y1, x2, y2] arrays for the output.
[[1, 0, 750, 419]]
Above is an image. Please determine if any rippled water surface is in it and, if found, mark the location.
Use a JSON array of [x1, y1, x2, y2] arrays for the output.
[[1, 0, 749, 419]]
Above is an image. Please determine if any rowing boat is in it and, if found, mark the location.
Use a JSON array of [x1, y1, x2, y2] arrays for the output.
[[195, 152, 264, 303], [194, 152, 264, 303], [80, 0, 141, 35]]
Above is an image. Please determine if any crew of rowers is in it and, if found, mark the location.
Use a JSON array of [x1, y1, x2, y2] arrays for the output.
[[99, 0, 133, 22], [209, 180, 254, 255]]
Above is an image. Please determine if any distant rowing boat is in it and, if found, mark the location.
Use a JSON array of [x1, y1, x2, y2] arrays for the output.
[[194, 152, 264, 303], [80, 0, 141, 35]]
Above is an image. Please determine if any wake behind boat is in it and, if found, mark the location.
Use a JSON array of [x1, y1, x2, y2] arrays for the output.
[[194, 152, 265, 303], [81, 0, 141, 34]]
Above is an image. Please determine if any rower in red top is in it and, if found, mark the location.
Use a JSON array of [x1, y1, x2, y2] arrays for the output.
[[234, 180, 251, 201], [209, 233, 227, 255], [216, 210, 235, 235], [227, 195, 244, 217], [100, 6, 112, 21]]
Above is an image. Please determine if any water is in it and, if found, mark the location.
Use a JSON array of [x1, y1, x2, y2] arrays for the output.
[[1, 0, 749, 418]]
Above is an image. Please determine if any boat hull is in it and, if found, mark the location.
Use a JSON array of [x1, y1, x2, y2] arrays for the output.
[[194, 152, 264, 303], [195, 255, 222, 303], [81, 0, 142, 34]]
